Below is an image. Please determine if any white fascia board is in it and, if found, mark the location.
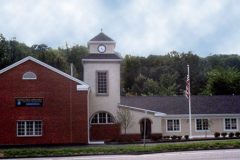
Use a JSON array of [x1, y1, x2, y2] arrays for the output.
[[0, 56, 31, 74], [77, 85, 89, 91], [0, 56, 89, 88], [154, 112, 168, 116], [88, 141, 105, 145], [82, 59, 122, 62], [118, 104, 166, 116], [161, 114, 240, 118]]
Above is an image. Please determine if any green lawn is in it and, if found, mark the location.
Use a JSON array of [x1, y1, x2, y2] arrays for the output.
[[1, 139, 240, 158]]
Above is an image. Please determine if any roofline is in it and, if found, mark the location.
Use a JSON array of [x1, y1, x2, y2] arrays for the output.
[[82, 59, 122, 62], [118, 104, 166, 116], [0, 56, 89, 90], [88, 41, 115, 44], [158, 114, 240, 118]]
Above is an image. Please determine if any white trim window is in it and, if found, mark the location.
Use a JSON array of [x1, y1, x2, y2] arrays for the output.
[[17, 120, 42, 136], [96, 71, 108, 95], [91, 112, 114, 124], [167, 119, 180, 131], [196, 119, 209, 131], [22, 71, 37, 80], [224, 118, 237, 131]]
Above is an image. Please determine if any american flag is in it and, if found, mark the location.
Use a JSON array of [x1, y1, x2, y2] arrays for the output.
[[185, 74, 190, 99]]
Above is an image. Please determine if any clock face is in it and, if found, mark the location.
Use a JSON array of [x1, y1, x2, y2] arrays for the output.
[[98, 44, 106, 53]]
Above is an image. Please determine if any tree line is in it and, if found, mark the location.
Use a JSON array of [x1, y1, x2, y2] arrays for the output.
[[1, 34, 240, 96], [122, 52, 240, 96]]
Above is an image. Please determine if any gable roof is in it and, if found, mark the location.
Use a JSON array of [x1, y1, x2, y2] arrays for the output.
[[89, 32, 114, 42], [120, 96, 240, 115], [0, 56, 89, 90]]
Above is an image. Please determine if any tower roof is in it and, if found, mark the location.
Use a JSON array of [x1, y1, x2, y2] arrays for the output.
[[82, 53, 122, 60], [89, 32, 114, 42]]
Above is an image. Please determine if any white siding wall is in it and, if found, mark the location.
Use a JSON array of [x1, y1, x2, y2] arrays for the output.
[[88, 43, 115, 54], [83, 62, 121, 118], [161, 117, 240, 137], [122, 110, 162, 134]]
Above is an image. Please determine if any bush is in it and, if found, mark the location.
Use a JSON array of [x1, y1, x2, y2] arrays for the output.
[[221, 132, 227, 138], [214, 132, 220, 138], [177, 136, 182, 140], [235, 132, 240, 138], [171, 135, 177, 140], [117, 135, 136, 143], [151, 134, 163, 141], [184, 135, 189, 140], [163, 136, 170, 140], [229, 132, 234, 138]]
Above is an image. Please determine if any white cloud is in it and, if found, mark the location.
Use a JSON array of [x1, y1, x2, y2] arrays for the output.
[[114, 0, 231, 56], [0, 0, 240, 56], [0, 0, 104, 47]]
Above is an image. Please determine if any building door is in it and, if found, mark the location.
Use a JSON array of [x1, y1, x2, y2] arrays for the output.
[[140, 118, 151, 139]]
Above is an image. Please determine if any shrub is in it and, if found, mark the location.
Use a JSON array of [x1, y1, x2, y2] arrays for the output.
[[177, 136, 182, 140], [151, 134, 163, 141], [171, 135, 177, 140], [117, 135, 136, 143], [229, 132, 234, 138], [214, 132, 220, 138], [221, 132, 227, 138], [235, 132, 240, 138], [184, 135, 189, 140], [163, 136, 170, 140]]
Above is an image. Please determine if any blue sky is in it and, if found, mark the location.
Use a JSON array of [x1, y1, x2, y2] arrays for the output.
[[1, 0, 240, 57]]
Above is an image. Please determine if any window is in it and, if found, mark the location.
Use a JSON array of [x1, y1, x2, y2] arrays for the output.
[[167, 119, 180, 131], [91, 112, 114, 124], [96, 71, 108, 95], [196, 119, 209, 131], [225, 118, 237, 130], [22, 71, 37, 80], [17, 121, 42, 136]]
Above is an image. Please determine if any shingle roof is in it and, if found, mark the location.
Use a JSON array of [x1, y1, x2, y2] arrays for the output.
[[89, 32, 114, 41], [82, 53, 122, 60], [120, 96, 240, 115]]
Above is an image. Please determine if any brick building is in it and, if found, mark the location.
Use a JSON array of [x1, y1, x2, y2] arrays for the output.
[[0, 57, 89, 145], [1, 32, 240, 145]]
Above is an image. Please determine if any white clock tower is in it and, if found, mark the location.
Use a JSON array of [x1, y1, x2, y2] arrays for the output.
[[82, 32, 122, 140]]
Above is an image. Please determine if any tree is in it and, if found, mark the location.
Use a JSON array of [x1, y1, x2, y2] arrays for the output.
[[203, 68, 240, 95], [132, 74, 147, 95], [36, 49, 69, 72], [159, 73, 178, 96], [116, 108, 134, 134], [143, 78, 159, 95], [0, 34, 10, 69], [31, 44, 49, 52], [122, 55, 142, 93], [65, 45, 89, 79]]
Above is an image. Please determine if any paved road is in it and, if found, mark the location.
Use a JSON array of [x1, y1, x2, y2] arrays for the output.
[[10, 149, 240, 160]]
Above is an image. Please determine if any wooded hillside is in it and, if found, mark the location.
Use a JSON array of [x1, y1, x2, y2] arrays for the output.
[[1, 34, 240, 96]]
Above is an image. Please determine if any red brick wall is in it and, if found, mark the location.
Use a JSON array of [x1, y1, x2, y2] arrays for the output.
[[90, 124, 120, 141], [0, 60, 88, 145]]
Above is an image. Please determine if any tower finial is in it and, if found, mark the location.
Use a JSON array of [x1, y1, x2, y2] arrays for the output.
[[101, 28, 103, 32]]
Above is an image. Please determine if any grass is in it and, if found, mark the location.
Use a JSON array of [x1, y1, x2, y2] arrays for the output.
[[1, 139, 240, 158]]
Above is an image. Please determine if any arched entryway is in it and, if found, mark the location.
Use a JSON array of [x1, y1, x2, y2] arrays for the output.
[[140, 118, 152, 139], [89, 111, 120, 141]]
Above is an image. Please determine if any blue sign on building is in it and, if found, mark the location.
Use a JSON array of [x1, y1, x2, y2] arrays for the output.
[[16, 98, 43, 107]]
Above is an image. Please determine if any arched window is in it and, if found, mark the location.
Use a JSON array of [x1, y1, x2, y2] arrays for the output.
[[22, 71, 37, 80], [91, 112, 114, 124]]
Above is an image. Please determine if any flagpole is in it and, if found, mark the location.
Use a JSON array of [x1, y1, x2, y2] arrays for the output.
[[187, 64, 192, 139]]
